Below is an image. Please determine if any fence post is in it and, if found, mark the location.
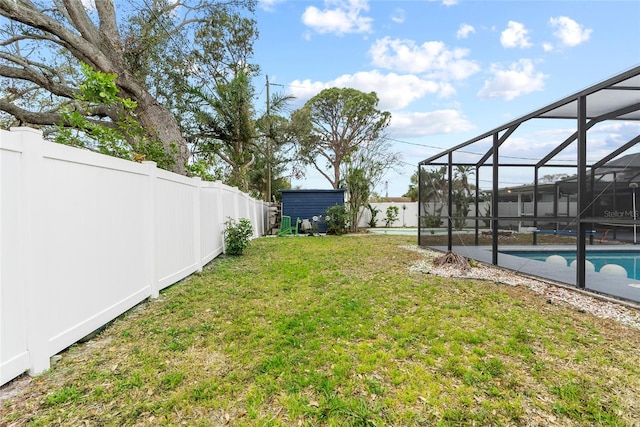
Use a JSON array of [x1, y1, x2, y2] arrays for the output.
[[193, 176, 202, 272], [253, 200, 259, 237], [233, 188, 240, 221], [143, 161, 159, 298], [17, 128, 51, 375], [215, 182, 226, 253]]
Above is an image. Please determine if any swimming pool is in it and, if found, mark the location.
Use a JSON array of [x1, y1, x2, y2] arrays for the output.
[[368, 228, 475, 236], [501, 249, 640, 280]]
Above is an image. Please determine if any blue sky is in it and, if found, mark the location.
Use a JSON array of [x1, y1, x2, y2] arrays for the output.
[[252, 0, 640, 196]]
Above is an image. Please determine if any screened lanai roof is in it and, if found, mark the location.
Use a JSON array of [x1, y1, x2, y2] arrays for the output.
[[419, 64, 640, 167], [537, 68, 640, 121], [417, 65, 640, 293]]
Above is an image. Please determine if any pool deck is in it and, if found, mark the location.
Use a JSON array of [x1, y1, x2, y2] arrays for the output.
[[429, 245, 640, 304]]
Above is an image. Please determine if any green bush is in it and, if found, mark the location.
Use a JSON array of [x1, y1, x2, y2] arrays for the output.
[[223, 218, 253, 255], [367, 204, 380, 228], [422, 215, 442, 228], [384, 206, 399, 228], [325, 204, 349, 235]]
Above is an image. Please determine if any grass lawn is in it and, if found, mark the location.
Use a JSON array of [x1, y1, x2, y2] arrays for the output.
[[2, 235, 639, 426]]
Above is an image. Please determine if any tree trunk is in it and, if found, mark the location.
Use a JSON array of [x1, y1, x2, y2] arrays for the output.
[[333, 166, 340, 189], [134, 94, 189, 175]]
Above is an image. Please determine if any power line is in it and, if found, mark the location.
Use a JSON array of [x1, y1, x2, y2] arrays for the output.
[[385, 136, 604, 163]]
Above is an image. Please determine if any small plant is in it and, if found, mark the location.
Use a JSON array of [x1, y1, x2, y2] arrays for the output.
[[482, 203, 492, 228], [367, 204, 380, 228], [223, 217, 253, 255], [325, 204, 349, 235], [422, 214, 442, 228], [384, 206, 399, 228]]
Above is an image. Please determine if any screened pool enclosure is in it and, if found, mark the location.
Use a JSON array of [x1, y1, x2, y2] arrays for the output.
[[418, 65, 640, 298]]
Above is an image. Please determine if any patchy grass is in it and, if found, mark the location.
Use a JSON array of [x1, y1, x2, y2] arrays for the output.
[[2, 235, 640, 426]]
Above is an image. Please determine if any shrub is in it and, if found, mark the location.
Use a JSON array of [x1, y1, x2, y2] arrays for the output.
[[223, 218, 253, 255], [384, 206, 399, 228], [367, 204, 380, 228], [325, 204, 349, 235], [422, 214, 442, 228]]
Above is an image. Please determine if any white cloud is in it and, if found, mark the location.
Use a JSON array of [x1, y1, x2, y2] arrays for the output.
[[289, 70, 449, 110], [456, 24, 475, 39], [477, 59, 547, 101], [428, 0, 459, 6], [596, 122, 640, 135], [391, 8, 405, 24], [591, 122, 640, 152], [369, 37, 480, 80], [301, 0, 373, 35], [549, 16, 591, 47], [258, 0, 285, 12], [500, 21, 533, 48], [389, 110, 475, 138], [542, 42, 554, 52]]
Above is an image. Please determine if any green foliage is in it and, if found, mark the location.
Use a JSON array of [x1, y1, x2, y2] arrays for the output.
[[325, 204, 349, 235], [385, 206, 399, 228], [223, 217, 253, 255], [482, 200, 492, 228], [452, 166, 475, 230], [414, 166, 477, 230], [421, 214, 442, 228], [186, 159, 223, 182], [77, 63, 121, 104], [291, 87, 393, 189], [367, 204, 380, 228], [55, 63, 173, 170], [452, 189, 472, 230], [403, 170, 419, 201], [202, 69, 256, 191], [344, 166, 371, 232], [189, 63, 296, 197]]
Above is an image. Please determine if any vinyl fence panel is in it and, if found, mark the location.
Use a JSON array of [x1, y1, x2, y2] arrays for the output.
[[0, 127, 268, 387], [0, 130, 28, 386]]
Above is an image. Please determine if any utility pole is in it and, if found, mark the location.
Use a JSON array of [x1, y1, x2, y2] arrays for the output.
[[265, 76, 284, 203], [266, 75, 271, 202]]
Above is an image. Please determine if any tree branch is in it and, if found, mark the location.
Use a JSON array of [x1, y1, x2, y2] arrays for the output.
[[94, 0, 120, 52], [0, 0, 113, 71], [0, 98, 117, 129], [61, 0, 100, 46], [0, 61, 77, 99]]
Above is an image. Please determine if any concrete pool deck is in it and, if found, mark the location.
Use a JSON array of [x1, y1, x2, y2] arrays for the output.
[[428, 245, 640, 304]]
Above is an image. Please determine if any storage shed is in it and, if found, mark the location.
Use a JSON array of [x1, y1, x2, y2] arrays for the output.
[[280, 189, 346, 233]]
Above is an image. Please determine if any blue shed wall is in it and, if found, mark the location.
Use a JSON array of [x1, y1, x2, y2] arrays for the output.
[[281, 190, 345, 233]]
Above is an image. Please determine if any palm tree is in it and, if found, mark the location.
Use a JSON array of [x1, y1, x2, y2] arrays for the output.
[[452, 166, 476, 229], [454, 165, 475, 197], [418, 166, 448, 225]]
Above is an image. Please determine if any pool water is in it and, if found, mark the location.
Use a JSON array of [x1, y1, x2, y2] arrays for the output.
[[368, 228, 476, 236], [501, 249, 640, 280]]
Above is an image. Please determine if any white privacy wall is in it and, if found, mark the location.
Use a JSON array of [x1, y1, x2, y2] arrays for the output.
[[0, 127, 268, 387]]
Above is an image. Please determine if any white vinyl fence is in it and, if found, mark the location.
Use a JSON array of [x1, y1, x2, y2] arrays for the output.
[[360, 202, 420, 228], [359, 201, 564, 230], [0, 127, 269, 387]]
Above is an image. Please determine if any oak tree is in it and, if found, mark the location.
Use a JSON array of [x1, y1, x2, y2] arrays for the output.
[[0, 0, 257, 175], [291, 87, 392, 189]]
